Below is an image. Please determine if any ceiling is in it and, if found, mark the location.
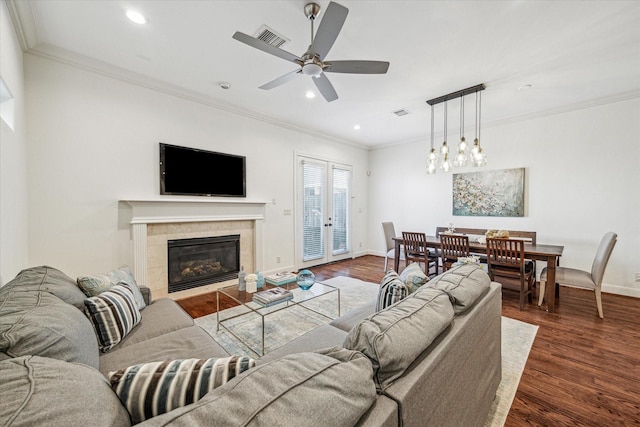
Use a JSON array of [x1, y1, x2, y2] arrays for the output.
[[7, 0, 640, 148]]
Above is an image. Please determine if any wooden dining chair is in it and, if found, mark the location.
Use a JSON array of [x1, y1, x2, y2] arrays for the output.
[[440, 234, 470, 271], [486, 238, 535, 310], [402, 231, 439, 276]]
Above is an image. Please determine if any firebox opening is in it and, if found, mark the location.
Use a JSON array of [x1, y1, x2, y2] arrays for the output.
[[167, 235, 240, 293]]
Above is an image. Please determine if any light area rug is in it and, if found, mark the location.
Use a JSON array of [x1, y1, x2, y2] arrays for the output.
[[195, 276, 538, 427]]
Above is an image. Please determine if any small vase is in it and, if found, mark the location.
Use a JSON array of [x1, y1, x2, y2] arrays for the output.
[[296, 270, 315, 291], [238, 266, 246, 291]]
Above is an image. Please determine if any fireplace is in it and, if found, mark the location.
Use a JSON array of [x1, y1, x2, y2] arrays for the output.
[[167, 235, 240, 293]]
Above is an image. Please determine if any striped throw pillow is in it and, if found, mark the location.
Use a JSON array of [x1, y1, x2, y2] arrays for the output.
[[84, 283, 141, 351], [108, 356, 256, 423], [376, 270, 408, 311]]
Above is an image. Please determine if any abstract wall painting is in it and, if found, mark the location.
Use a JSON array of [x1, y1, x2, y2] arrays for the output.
[[452, 168, 525, 217]]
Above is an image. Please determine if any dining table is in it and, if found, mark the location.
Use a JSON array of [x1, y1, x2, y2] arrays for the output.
[[392, 235, 565, 313]]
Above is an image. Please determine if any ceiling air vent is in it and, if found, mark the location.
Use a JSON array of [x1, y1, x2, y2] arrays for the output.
[[254, 25, 290, 48], [392, 109, 411, 117]]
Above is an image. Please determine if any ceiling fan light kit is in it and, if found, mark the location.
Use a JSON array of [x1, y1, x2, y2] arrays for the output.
[[427, 84, 487, 174], [232, 1, 390, 102]]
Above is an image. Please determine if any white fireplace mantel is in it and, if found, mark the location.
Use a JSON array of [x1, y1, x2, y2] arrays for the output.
[[120, 198, 268, 291]]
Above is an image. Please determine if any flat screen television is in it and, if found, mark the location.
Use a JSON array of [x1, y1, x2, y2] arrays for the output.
[[160, 143, 246, 197]]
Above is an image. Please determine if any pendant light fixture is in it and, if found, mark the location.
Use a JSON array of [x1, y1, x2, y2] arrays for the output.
[[454, 93, 468, 167], [426, 83, 486, 174], [471, 89, 487, 167], [427, 103, 438, 174], [440, 100, 452, 172]]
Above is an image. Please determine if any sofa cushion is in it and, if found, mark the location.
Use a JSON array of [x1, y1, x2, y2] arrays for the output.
[[109, 356, 256, 424], [0, 355, 131, 427], [376, 270, 408, 311], [0, 288, 99, 369], [99, 325, 230, 376], [84, 284, 141, 352], [344, 287, 455, 390], [136, 347, 376, 427], [0, 265, 87, 310], [426, 264, 491, 314], [77, 265, 146, 310], [399, 262, 429, 293]]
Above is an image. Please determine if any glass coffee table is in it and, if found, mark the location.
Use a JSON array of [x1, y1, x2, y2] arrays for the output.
[[215, 282, 340, 356]]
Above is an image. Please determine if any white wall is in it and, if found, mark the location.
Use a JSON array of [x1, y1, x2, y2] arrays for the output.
[[23, 54, 369, 280], [368, 97, 640, 297], [0, 2, 28, 285]]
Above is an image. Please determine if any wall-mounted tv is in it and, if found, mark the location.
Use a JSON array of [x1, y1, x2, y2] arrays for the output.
[[160, 143, 246, 197]]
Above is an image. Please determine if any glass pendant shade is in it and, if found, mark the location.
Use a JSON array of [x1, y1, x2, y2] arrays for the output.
[[440, 141, 449, 154], [427, 160, 437, 174], [454, 150, 468, 167], [458, 136, 468, 152], [440, 153, 452, 172], [428, 148, 439, 162]]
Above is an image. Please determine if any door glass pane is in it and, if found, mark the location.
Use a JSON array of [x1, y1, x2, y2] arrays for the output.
[[332, 167, 350, 255], [302, 161, 325, 261]]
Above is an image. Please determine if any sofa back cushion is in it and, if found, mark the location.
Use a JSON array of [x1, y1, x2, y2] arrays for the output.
[[0, 265, 87, 310], [0, 355, 130, 427], [344, 287, 454, 390], [0, 287, 99, 368], [426, 264, 491, 314], [135, 347, 376, 427]]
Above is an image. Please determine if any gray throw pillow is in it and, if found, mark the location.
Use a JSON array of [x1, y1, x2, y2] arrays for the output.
[[77, 265, 146, 310], [344, 287, 454, 390], [0, 355, 130, 426]]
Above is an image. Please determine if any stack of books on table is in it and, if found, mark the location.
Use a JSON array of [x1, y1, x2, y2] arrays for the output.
[[252, 287, 293, 307], [264, 272, 298, 286]]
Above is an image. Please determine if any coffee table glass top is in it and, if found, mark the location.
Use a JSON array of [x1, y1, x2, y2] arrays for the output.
[[215, 281, 340, 356]]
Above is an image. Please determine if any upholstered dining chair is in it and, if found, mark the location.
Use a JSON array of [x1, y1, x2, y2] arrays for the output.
[[440, 234, 470, 271], [382, 222, 404, 271], [402, 231, 439, 276], [538, 232, 617, 318], [486, 238, 535, 310]]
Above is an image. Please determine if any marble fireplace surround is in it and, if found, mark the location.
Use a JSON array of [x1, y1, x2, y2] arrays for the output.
[[122, 199, 267, 300]]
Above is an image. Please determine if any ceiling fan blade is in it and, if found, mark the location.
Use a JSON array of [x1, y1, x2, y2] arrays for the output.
[[310, 2, 348, 60], [324, 60, 390, 74], [313, 73, 339, 102], [232, 31, 302, 64], [259, 69, 302, 90]]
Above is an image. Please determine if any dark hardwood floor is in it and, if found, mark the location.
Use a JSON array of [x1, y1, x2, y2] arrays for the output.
[[177, 255, 640, 426]]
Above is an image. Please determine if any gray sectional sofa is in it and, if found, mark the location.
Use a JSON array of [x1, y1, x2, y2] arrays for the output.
[[0, 264, 501, 427]]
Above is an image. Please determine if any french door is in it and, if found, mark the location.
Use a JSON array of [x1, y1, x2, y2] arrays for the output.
[[296, 156, 352, 268]]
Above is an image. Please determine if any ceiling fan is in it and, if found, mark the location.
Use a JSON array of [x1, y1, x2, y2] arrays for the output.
[[232, 1, 390, 102]]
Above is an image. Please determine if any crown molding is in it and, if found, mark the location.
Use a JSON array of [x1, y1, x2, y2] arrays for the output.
[[24, 42, 369, 151], [371, 89, 640, 151], [4, 0, 39, 51]]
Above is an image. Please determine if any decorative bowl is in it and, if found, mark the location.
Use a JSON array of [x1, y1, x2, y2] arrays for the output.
[[296, 270, 315, 290]]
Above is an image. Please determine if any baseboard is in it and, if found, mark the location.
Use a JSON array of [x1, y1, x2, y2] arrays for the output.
[[602, 283, 640, 298]]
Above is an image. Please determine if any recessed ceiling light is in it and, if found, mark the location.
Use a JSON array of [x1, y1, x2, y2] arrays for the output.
[[353, 124, 361, 130], [126, 10, 147, 24], [518, 84, 532, 91], [305, 91, 315, 99], [217, 81, 231, 90]]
